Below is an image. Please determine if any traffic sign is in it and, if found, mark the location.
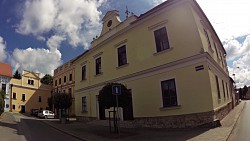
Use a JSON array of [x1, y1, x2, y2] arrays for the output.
[[112, 85, 122, 95]]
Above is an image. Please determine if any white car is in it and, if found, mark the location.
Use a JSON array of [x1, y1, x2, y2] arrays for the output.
[[38, 110, 55, 119]]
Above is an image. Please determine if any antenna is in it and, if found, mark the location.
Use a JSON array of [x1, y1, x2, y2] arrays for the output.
[[125, 5, 130, 18]]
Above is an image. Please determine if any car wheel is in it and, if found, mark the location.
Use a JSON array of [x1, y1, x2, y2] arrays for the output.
[[45, 116, 48, 119]]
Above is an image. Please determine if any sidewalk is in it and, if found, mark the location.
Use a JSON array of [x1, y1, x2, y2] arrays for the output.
[[43, 101, 245, 141]]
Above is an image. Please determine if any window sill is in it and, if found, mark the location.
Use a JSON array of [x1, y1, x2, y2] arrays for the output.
[[116, 63, 129, 69], [153, 47, 173, 56], [159, 105, 181, 111], [95, 72, 103, 77], [81, 111, 88, 113]]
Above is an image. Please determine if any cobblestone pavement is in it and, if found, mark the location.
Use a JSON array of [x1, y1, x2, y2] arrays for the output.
[[41, 101, 245, 141]]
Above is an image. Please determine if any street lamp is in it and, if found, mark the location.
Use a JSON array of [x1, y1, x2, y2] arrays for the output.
[[232, 66, 240, 83]]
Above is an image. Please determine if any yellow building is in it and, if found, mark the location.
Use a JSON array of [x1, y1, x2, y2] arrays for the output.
[[53, 60, 75, 116], [10, 70, 52, 113], [73, 0, 233, 128]]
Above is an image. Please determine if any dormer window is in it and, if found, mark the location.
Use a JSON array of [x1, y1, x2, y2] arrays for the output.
[[28, 79, 34, 85], [107, 20, 112, 27]]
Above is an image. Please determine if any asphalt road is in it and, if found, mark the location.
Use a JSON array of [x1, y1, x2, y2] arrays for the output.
[[228, 100, 250, 141], [0, 113, 80, 141]]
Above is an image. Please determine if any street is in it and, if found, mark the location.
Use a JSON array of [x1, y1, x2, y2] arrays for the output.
[[0, 112, 81, 141], [228, 100, 250, 141]]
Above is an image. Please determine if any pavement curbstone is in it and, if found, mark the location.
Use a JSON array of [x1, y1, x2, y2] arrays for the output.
[[225, 101, 246, 141]]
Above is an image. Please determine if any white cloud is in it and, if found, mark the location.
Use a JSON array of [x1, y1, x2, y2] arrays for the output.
[[151, 0, 166, 6], [16, 0, 106, 49], [46, 35, 65, 52], [196, 0, 250, 41], [0, 36, 7, 61], [10, 47, 62, 75], [227, 35, 250, 87]]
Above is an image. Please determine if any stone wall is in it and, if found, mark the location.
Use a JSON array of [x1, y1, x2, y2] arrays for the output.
[[214, 102, 232, 121], [76, 116, 96, 122], [76, 103, 233, 128]]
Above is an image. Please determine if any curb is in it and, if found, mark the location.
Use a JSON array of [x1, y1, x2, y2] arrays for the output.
[[42, 120, 89, 141], [225, 102, 246, 141]]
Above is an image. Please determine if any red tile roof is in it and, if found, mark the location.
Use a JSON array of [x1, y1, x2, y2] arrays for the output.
[[0, 62, 12, 77]]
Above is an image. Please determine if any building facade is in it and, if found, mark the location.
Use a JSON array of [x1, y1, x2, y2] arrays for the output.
[[0, 62, 12, 112], [73, 0, 233, 128], [53, 60, 75, 116], [10, 70, 52, 113]]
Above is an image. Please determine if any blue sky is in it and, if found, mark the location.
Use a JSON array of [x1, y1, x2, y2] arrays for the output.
[[0, 0, 250, 87]]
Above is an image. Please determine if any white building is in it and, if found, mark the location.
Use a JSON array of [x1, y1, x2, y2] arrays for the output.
[[0, 62, 12, 112]]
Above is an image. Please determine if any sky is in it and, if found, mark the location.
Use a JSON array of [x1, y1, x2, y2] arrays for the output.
[[0, 0, 249, 87]]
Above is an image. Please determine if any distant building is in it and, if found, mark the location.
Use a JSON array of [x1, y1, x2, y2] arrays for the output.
[[0, 62, 12, 112], [53, 60, 76, 116], [10, 70, 52, 113], [72, 0, 233, 128], [245, 86, 250, 100]]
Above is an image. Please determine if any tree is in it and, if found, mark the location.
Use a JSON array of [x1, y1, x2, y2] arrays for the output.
[[243, 85, 248, 99], [98, 83, 131, 109], [41, 74, 53, 85], [98, 83, 131, 133], [47, 97, 53, 111], [53, 92, 72, 118], [0, 90, 5, 113], [239, 88, 243, 99], [13, 70, 21, 79]]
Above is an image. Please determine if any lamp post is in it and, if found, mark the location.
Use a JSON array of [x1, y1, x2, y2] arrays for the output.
[[232, 66, 240, 87]]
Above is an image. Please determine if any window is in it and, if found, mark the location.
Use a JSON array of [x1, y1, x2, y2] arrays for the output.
[[95, 57, 102, 75], [215, 75, 221, 99], [64, 76, 66, 83], [117, 45, 127, 66], [38, 96, 42, 102], [59, 78, 61, 85], [82, 65, 86, 80], [22, 94, 25, 101], [226, 82, 229, 99], [69, 73, 72, 81], [55, 80, 57, 86], [82, 96, 87, 112], [222, 80, 226, 99], [13, 93, 16, 99], [12, 105, 15, 110], [213, 42, 219, 58], [28, 79, 34, 85], [154, 27, 170, 52], [161, 79, 178, 107], [2, 84, 6, 91], [204, 29, 211, 48]]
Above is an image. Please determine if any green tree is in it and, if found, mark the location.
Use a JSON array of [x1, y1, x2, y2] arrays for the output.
[[239, 88, 243, 99], [13, 70, 21, 79], [98, 83, 130, 109], [53, 93, 72, 118], [41, 74, 53, 85], [243, 85, 248, 99], [0, 90, 5, 113], [47, 97, 53, 111]]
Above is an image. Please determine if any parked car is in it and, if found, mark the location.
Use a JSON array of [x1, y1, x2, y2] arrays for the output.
[[38, 110, 55, 119], [30, 109, 39, 116]]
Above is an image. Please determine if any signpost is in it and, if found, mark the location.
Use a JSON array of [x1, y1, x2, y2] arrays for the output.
[[112, 85, 121, 134]]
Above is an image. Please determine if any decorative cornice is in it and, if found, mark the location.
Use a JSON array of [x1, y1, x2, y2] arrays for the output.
[[75, 53, 229, 93], [11, 83, 52, 91]]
